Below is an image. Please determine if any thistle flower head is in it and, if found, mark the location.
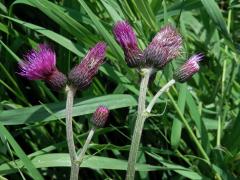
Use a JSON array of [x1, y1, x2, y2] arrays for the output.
[[113, 21, 143, 67], [19, 44, 56, 80], [92, 106, 109, 128], [173, 54, 203, 83], [68, 42, 107, 90], [45, 69, 67, 91], [144, 25, 182, 69], [19, 44, 67, 91]]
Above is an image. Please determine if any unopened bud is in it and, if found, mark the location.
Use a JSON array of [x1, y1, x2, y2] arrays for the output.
[[113, 21, 143, 68], [92, 106, 109, 128], [68, 42, 107, 90], [173, 54, 203, 83]]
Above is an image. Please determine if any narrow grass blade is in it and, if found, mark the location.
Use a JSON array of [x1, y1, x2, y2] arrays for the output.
[[131, 0, 157, 31], [0, 123, 44, 180], [77, 0, 125, 63], [186, 92, 210, 152], [222, 111, 240, 155], [11, 0, 95, 44], [201, 0, 232, 42], [146, 152, 202, 179], [170, 83, 187, 148], [0, 15, 84, 57], [0, 153, 201, 175]]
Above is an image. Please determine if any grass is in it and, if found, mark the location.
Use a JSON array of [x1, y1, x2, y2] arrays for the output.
[[0, 0, 240, 179]]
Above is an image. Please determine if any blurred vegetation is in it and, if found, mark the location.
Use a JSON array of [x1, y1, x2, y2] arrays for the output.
[[0, 0, 239, 179]]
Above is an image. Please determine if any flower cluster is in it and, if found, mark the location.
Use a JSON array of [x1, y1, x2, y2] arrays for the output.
[[19, 42, 106, 91], [113, 21, 203, 82]]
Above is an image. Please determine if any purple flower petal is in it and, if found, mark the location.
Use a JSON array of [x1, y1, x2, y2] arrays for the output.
[[19, 44, 56, 80]]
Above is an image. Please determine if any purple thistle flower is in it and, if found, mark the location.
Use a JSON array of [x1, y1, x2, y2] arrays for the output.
[[144, 25, 182, 69], [19, 44, 67, 90], [68, 42, 107, 90], [113, 21, 143, 68], [92, 106, 109, 128], [19, 44, 56, 80], [173, 54, 204, 83]]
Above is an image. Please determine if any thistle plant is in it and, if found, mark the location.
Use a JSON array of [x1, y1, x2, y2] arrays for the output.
[[113, 21, 210, 180], [18, 42, 108, 180]]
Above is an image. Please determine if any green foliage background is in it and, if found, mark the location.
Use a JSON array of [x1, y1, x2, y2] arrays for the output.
[[0, 0, 239, 179]]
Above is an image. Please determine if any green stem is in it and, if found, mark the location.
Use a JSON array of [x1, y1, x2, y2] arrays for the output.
[[146, 79, 176, 113], [217, 0, 233, 148], [126, 68, 152, 180], [76, 127, 96, 165], [167, 92, 210, 162], [65, 86, 79, 180], [216, 117, 221, 146]]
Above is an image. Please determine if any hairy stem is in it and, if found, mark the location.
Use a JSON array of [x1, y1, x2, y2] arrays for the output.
[[76, 127, 96, 165], [65, 85, 79, 180], [146, 79, 176, 113], [126, 68, 152, 180]]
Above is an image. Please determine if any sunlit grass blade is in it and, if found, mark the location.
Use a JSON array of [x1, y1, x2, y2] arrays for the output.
[[0, 153, 201, 175], [0, 94, 137, 125]]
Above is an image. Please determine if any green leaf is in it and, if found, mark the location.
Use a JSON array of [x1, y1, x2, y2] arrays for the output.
[[156, 0, 202, 20], [0, 153, 198, 175], [186, 92, 210, 152], [0, 2, 7, 14], [0, 15, 84, 57], [0, 123, 44, 180], [77, 0, 125, 63], [100, 0, 123, 22], [146, 152, 202, 179], [222, 111, 240, 155], [11, 0, 95, 44], [170, 83, 187, 148], [0, 94, 137, 125], [100, 64, 139, 95], [201, 0, 231, 41], [131, 0, 157, 30]]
